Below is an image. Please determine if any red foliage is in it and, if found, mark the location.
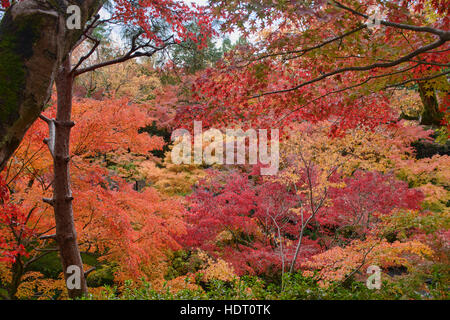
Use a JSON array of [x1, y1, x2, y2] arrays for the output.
[[114, 0, 213, 47], [3, 97, 184, 281], [320, 171, 424, 230], [180, 168, 426, 276], [0, 177, 33, 263], [174, 0, 448, 136], [180, 170, 321, 275], [1, 0, 10, 8]]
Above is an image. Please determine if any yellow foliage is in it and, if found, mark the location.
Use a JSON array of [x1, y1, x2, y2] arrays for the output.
[[16, 272, 66, 300], [73, 43, 161, 103], [303, 238, 433, 288], [196, 251, 237, 282], [138, 150, 206, 196]]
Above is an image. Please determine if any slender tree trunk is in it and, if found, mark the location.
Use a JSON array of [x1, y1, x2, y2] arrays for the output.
[[53, 56, 87, 298]]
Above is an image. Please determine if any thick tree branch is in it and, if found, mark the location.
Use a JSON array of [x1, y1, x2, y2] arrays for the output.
[[332, 1, 450, 39], [275, 63, 426, 124], [251, 38, 447, 98], [74, 39, 174, 76], [251, 24, 367, 62]]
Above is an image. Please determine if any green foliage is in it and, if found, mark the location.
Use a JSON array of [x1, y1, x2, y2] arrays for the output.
[[28, 252, 100, 280], [435, 127, 449, 145], [81, 270, 449, 300], [165, 250, 204, 281], [163, 23, 236, 76], [86, 263, 117, 288], [139, 121, 172, 159], [380, 210, 450, 241]]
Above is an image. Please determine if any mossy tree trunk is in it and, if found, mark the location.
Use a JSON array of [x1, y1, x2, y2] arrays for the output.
[[418, 81, 444, 127], [0, 0, 104, 171], [7, 255, 24, 299]]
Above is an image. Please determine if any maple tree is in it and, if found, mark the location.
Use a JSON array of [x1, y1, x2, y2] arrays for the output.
[[302, 237, 433, 288], [179, 162, 426, 279], [0, 96, 185, 299], [180, 169, 307, 276], [175, 0, 449, 134], [0, 177, 30, 265], [321, 170, 424, 240]]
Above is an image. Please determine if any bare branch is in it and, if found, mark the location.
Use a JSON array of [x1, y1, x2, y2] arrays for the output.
[[385, 70, 450, 89], [84, 267, 96, 277], [74, 35, 174, 77], [39, 115, 56, 158], [39, 234, 56, 240], [71, 36, 101, 75]]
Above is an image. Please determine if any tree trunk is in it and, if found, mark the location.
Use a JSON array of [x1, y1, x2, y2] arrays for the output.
[[8, 255, 23, 299], [418, 81, 443, 126], [0, 0, 104, 171], [53, 56, 87, 298]]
